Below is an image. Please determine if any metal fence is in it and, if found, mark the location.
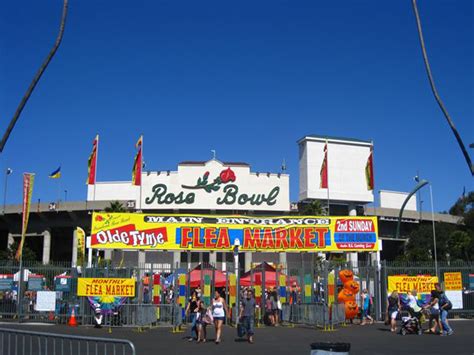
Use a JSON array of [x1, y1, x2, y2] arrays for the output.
[[0, 327, 136, 355], [380, 260, 474, 319], [0, 259, 472, 328]]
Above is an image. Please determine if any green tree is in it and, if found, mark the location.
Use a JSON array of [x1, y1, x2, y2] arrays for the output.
[[104, 201, 126, 212], [0, 240, 37, 262], [400, 191, 474, 262], [447, 230, 472, 262], [299, 200, 325, 215]]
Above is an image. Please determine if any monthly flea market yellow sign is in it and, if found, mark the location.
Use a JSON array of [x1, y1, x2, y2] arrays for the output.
[[77, 278, 135, 297], [388, 275, 439, 294]]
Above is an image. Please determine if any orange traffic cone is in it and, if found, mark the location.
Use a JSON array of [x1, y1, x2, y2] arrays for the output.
[[68, 307, 78, 327]]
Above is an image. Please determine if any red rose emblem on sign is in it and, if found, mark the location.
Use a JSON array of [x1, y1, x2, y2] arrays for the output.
[[220, 168, 236, 183], [95, 215, 104, 222]]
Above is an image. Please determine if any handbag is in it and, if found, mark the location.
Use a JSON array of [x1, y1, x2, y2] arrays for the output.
[[203, 309, 214, 324], [237, 322, 246, 337]]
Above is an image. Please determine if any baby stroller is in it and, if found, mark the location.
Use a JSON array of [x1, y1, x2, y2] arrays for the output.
[[400, 307, 423, 335]]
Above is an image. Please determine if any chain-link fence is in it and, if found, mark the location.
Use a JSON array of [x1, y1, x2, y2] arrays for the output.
[[0, 259, 471, 328]]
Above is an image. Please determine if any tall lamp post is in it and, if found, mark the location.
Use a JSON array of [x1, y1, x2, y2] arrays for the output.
[[396, 178, 438, 277], [428, 184, 438, 277], [2, 168, 13, 214], [233, 238, 241, 325]]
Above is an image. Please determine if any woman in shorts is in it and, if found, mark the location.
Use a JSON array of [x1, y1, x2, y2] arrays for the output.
[[195, 300, 208, 343], [211, 290, 229, 344], [386, 290, 401, 332]]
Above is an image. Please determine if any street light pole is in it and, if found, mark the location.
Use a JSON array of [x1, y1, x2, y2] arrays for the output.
[[429, 184, 438, 277], [3, 168, 12, 214], [233, 238, 241, 325]]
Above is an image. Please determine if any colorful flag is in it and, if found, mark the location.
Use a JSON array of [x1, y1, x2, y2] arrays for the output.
[[87, 135, 99, 185], [76, 227, 86, 266], [320, 142, 328, 189], [49, 166, 61, 179], [16, 173, 35, 261], [365, 145, 374, 190], [132, 135, 143, 186]]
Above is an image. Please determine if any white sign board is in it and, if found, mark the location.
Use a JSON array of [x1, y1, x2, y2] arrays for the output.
[[35, 291, 56, 312], [298, 136, 374, 203], [89, 160, 290, 211], [445, 290, 463, 309]]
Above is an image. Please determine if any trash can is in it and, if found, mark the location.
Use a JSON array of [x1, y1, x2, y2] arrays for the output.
[[310, 342, 350, 355]]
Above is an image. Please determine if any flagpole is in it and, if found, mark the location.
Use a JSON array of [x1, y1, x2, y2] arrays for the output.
[[57, 174, 61, 210], [140, 134, 143, 210], [93, 135, 98, 204], [326, 140, 330, 216]]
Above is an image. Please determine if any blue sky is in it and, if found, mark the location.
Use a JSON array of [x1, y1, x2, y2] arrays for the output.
[[0, 0, 472, 211]]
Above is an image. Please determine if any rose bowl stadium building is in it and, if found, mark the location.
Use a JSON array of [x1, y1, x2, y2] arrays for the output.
[[0, 136, 461, 270]]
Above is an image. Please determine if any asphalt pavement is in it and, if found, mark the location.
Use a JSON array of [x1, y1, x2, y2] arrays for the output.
[[1, 320, 474, 355]]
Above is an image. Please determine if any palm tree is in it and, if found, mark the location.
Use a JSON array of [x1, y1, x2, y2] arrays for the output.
[[104, 201, 127, 213], [299, 200, 324, 215], [0, 0, 69, 152]]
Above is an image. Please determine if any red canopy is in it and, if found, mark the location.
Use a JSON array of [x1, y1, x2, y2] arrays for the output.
[[188, 265, 227, 288], [240, 262, 299, 287]]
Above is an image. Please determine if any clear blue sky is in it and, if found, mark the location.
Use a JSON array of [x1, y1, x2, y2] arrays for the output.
[[1, 0, 472, 212]]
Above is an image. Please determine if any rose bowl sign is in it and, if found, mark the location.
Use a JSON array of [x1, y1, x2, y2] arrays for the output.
[[141, 160, 290, 211]]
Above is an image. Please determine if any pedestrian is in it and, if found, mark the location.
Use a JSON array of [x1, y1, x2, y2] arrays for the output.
[[424, 284, 442, 334], [196, 300, 209, 343], [271, 290, 280, 326], [195, 286, 202, 299], [93, 306, 103, 329], [436, 283, 454, 336], [265, 295, 274, 325], [239, 289, 256, 343], [212, 290, 229, 344], [360, 289, 374, 325], [142, 273, 150, 303], [167, 285, 174, 304], [185, 291, 199, 341], [386, 290, 401, 332]]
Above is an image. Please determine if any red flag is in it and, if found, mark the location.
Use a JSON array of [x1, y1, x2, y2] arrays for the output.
[[320, 142, 328, 189], [87, 135, 99, 185], [365, 145, 374, 190], [16, 173, 35, 261], [132, 136, 143, 186]]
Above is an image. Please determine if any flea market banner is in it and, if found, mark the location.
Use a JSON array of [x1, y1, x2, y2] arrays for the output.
[[90, 213, 378, 252], [77, 278, 135, 297], [388, 275, 439, 294]]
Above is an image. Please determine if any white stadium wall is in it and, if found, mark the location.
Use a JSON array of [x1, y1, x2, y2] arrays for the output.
[[298, 136, 374, 204], [379, 190, 417, 211]]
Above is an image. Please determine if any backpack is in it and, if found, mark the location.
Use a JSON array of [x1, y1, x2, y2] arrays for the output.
[[439, 293, 452, 311]]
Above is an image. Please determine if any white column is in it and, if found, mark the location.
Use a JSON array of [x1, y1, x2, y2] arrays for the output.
[[347, 203, 358, 266], [244, 252, 252, 272], [138, 250, 146, 268], [209, 251, 217, 266], [87, 236, 93, 268], [104, 249, 112, 260], [42, 230, 51, 265], [173, 251, 181, 269], [278, 252, 287, 268], [72, 229, 78, 267], [7, 233, 14, 249]]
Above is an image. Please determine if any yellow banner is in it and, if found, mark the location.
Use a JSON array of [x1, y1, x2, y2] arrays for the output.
[[90, 213, 379, 252], [388, 275, 439, 294], [16, 173, 35, 260], [76, 227, 86, 266], [444, 272, 462, 291], [77, 278, 135, 297]]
